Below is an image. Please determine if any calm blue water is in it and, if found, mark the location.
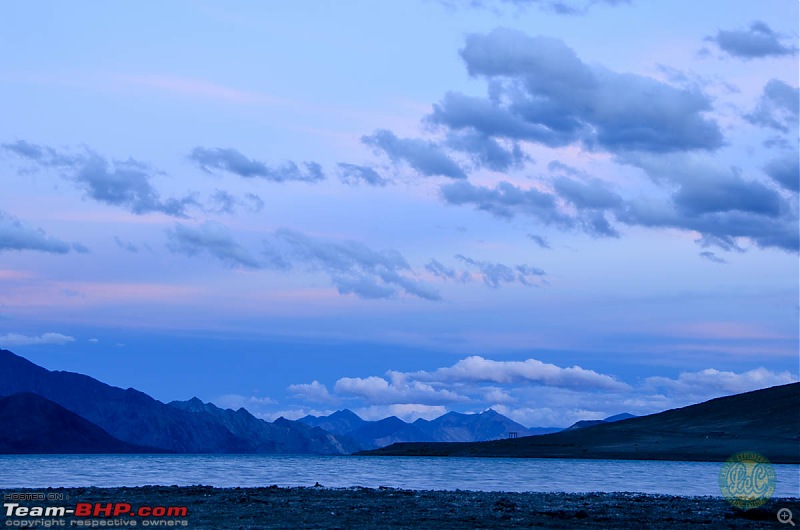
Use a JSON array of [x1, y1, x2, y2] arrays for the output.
[[0, 455, 798, 497]]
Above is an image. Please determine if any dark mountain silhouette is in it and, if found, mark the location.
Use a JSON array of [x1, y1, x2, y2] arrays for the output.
[[348, 416, 427, 450], [564, 412, 638, 431], [300, 408, 552, 450], [299, 409, 366, 437], [359, 383, 800, 463], [169, 398, 357, 454], [0, 349, 348, 454], [413, 409, 542, 442], [0, 392, 161, 454]]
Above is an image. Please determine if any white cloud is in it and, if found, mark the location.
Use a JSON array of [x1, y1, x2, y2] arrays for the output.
[[644, 367, 796, 403], [399, 355, 629, 391], [214, 394, 277, 418], [490, 404, 607, 428], [482, 387, 515, 404], [287, 357, 797, 428], [257, 407, 335, 422], [354, 404, 447, 422], [0, 332, 75, 346], [287, 380, 336, 403], [334, 375, 469, 405]]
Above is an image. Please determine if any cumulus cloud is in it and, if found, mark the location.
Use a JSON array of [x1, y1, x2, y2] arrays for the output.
[[444, 130, 529, 172], [288, 380, 336, 403], [552, 176, 622, 211], [0, 332, 75, 346], [551, 176, 623, 237], [429, 91, 577, 149], [214, 394, 277, 418], [706, 21, 797, 59], [3, 140, 196, 217], [403, 356, 629, 392], [189, 147, 325, 183], [362, 129, 466, 179], [617, 153, 798, 252], [547, 162, 622, 238], [413, 32, 793, 251], [427, 29, 723, 155], [745, 79, 799, 133], [618, 198, 798, 252], [354, 404, 447, 422], [274, 228, 440, 301], [670, 173, 783, 219], [644, 367, 796, 402], [440, 180, 626, 239], [337, 163, 390, 186], [216, 394, 276, 409], [334, 376, 469, 405], [0, 211, 87, 254], [488, 403, 603, 428], [166, 221, 262, 268], [289, 358, 796, 427]]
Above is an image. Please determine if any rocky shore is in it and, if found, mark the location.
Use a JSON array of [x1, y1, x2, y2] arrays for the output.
[[2, 485, 796, 529]]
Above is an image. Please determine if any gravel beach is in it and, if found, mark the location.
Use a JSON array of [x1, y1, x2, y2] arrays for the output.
[[2, 486, 797, 529]]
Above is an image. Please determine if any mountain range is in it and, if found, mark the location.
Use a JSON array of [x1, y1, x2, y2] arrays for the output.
[[562, 412, 638, 431], [0, 349, 347, 454], [360, 382, 800, 463], [8, 347, 785, 461], [0, 349, 560, 454], [299, 409, 561, 450]]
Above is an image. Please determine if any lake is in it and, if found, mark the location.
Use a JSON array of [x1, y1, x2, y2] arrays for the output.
[[1, 455, 798, 498]]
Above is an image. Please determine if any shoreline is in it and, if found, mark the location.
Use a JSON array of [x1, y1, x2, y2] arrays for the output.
[[2, 486, 797, 529]]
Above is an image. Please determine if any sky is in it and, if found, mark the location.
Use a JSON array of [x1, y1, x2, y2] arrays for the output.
[[0, 0, 797, 427]]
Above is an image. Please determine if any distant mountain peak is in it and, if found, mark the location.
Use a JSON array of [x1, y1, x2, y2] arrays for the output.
[[565, 412, 638, 431], [331, 409, 362, 420], [605, 412, 637, 422]]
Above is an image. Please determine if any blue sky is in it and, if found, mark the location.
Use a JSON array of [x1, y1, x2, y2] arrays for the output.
[[0, 0, 797, 427]]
